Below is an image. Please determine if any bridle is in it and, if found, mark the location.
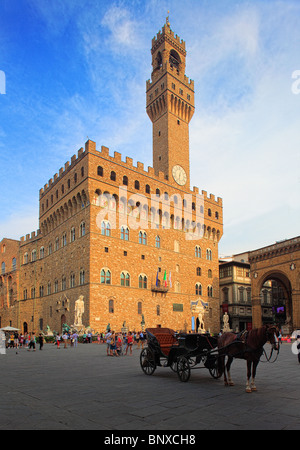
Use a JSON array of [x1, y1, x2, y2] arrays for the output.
[[263, 327, 280, 363]]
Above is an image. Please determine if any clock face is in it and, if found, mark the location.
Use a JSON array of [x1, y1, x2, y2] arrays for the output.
[[172, 165, 187, 186]]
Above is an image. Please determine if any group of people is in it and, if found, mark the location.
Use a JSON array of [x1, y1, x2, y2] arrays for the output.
[[104, 330, 146, 356], [5, 331, 44, 351]]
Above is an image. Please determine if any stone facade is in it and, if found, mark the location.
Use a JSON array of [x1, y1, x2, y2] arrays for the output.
[[0, 20, 223, 334]]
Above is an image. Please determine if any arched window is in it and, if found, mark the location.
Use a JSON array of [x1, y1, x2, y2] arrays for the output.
[[70, 227, 76, 242], [139, 275, 147, 289], [139, 231, 147, 245], [80, 269, 85, 285], [120, 271, 130, 287], [97, 166, 103, 176], [101, 221, 111, 237], [80, 222, 86, 237], [39, 247, 45, 259], [155, 235, 160, 248], [145, 184, 150, 194], [208, 286, 213, 297], [138, 302, 142, 315], [109, 299, 114, 313], [195, 246, 201, 258], [121, 226, 129, 241], [206, 249, 212, 261], [110, 171, 116, 181], [123, 176, 128, 186], [31, 250, 37, 262], [12, 257, 17, 271], [101, 269, 111, 285], [135, 180, 140, 190], [208, 269, 212, 278], [196, 267, 201, 276], [195, 283, 202, 296], [1, 262, 5, 274]]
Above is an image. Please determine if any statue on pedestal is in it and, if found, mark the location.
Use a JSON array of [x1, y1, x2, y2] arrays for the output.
[[74, 295, 85, 327], [222, 312, 232, 332]]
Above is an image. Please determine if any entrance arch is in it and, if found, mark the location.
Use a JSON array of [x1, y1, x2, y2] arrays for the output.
[[258, 271, 292, 328], [249, 237, 300, 331]]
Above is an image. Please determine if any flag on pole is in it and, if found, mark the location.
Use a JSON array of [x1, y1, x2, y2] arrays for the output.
[[156, 270, 159, 287], [169, 271, 172, 288], [163, 270, 167, 287]]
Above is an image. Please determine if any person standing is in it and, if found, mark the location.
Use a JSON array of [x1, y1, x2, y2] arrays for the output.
[[125, 332, 133, 355], [105, 329, 112, 356], [56, 333, 61, 349], [38, 333, 44, 350]]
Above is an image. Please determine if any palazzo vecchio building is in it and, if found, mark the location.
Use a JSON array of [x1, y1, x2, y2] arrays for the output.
[[0, 19, 223, 334]]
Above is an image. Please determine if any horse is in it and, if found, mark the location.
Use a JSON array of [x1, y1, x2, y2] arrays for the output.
[[217, 324, 280, 393]]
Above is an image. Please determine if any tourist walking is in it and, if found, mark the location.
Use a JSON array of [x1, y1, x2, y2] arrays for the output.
[[38, 333, 44, 350], [56, 333, 61, 349], [125, 331, 133, 355], [28, 333, 36, 351]]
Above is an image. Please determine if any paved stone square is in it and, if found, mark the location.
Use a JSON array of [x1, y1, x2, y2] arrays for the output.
[[0, 342, 299, 430]]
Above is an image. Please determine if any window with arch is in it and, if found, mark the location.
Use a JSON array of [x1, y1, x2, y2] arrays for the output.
[[139, 231, 147, 245], [1, 262, 5, 274], [139, 275, 147, 289], [12, 257, 17, 271], [155, 235, 161, 248], [206, 249, 212, 260], [109, 299, 114, 313], [195, 245, 201, 258], [208, 269, 212, 278], [195, 283, 202, 296], [70, 273, 75, 288], [62, 233, 67, 247], [110, 171, 116, 181], [101, 221, 111, 237], [174, 240, 180, 253], [120, 271, 130, 287], [138, 301, 142, 315], [39, 247, 45, 259], [156, 305, 160, 316], [55, 237, 59, 251], [101, 269, 111, 285], [97, 166, 103, 177], [39, 285, 44, 298], [120, 226, 129, 241], [134, 180, 140, 190], [61, 276, 66, 291], [70, 227, 76, 242], [196, 267, 201, 276], [174, 281, 181, 293], [123, 175, 128, 186], [31, 250, 37, 262], [208, 285, 213, 297], [80, 222, 86, 237], [145, 184, 150, 194], [80, 269, 85, 285]]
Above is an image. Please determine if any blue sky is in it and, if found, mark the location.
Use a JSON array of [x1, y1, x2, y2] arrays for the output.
[[0, 0, 299, 256]]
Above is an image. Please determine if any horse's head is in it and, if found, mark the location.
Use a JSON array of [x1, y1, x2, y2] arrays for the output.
[[265, 325, 280, 351]]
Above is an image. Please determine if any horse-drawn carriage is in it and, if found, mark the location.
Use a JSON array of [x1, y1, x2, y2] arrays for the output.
[[140, 325, 280, 392], [140, 328, 221, 382]]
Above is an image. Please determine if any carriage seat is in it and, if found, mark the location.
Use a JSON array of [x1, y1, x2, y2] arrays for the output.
[[154, 333, 178, 357], [147, 328, 179, 357]]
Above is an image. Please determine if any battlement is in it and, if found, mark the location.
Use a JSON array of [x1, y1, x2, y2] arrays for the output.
[[39, 139, 222, 209], [20, 229, 42, 245], [40, 146, 86, 198], [152, 24, 186, 53]]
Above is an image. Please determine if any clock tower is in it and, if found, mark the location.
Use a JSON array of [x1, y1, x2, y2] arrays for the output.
[[146, 17, 195, 189]]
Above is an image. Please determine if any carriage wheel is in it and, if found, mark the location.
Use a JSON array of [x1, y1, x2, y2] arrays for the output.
[[177, 356, 191, 382], [208, 357, 222, 379], [140, 348, 156, 376]]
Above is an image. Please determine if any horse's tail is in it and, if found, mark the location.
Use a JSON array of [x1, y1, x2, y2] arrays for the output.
[[217, 338, 224, 377], [217, 353, 224, 377]]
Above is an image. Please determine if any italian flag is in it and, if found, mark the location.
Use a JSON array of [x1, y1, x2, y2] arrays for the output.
[[163, 270, 167, 287]]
